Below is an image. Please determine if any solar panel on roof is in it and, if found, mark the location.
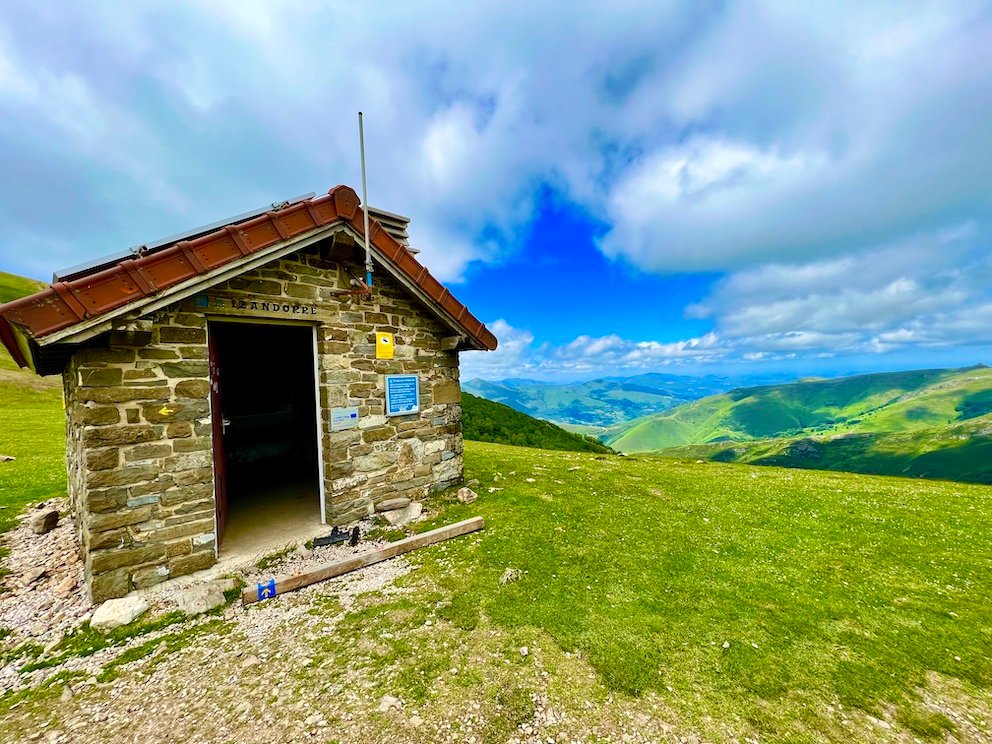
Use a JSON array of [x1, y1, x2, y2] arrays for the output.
[[53, 192, 317, 282]]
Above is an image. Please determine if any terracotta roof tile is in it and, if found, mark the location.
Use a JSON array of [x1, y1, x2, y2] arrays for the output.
[[0, 186, 497, 369]]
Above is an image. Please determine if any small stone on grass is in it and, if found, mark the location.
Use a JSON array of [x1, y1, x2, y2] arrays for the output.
[[457, 487, 478, 504]]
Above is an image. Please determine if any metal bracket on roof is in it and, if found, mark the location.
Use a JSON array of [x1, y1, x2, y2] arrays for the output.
[[330, 268, 373, 297]]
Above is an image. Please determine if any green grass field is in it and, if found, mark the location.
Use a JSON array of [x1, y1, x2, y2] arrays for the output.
[[3, 434, 991, 740], [2, 380, 992, 738], [0, 364, 64, 537], [410, 443, 992, 739], [0, 271, 44, 305]]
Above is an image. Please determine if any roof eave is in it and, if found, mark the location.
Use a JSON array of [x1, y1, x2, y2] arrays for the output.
[[37, 224, 346, 348], [0, 316, 33, 371]]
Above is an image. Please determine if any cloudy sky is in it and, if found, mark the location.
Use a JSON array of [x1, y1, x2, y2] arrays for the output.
[[1, 1, 990, 381]]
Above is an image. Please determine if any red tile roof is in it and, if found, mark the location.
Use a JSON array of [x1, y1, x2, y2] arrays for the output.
[[0, 186, 497, 370]]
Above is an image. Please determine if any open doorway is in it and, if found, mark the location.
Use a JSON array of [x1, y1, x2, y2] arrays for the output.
[[208, 321, 324, 560]]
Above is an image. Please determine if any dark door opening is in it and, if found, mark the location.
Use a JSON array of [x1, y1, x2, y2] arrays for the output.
[[208, 322, 321, 551]]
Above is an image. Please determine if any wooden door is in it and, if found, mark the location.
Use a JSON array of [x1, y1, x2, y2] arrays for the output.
[[208, 329, 229, 545]]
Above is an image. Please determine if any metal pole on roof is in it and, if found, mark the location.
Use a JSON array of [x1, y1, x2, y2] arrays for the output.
[[358, 111, 373, 288]]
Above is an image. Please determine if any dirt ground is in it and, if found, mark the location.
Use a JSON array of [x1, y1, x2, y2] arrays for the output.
[[0, 557, 689, 744]]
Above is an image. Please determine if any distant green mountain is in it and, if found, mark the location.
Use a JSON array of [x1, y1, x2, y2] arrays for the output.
[[463, 373, 740, 427], [663, 413, 992, 485], [607, 366, 992, 484], [461, 392, 613, 454], [609, 366, 992, 451]]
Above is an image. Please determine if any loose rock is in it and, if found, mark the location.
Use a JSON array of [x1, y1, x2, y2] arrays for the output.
[[90, 596, 149, 632], [457, 487, 478, 504], [500, 568, 522, 585], [241, 654, 260, 669], [30, 509, 60, 535], [381, 502, 423, 527], [175, 581, 227, 616], [377, 695, 403, 713], [376, 497, 411, 513], [24, 568, 48, 585]]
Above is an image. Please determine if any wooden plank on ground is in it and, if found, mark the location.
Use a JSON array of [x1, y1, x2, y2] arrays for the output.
[[242, 516, 484, 605]]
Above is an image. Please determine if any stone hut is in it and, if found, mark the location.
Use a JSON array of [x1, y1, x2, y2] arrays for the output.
[[0, 186, 497, 602]]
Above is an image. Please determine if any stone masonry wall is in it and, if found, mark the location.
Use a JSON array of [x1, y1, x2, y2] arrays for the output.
[[64, 241, 464, 602], [64, 317, 215, 603]]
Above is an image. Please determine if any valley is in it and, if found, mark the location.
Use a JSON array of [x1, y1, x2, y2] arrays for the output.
[[470, 366, 992, 485]]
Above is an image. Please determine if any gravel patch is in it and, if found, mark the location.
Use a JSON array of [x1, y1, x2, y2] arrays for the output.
[[0, 499, 89, 646], [0, 509, 416, 698]]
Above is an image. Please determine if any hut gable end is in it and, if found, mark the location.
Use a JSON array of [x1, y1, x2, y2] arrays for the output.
[[44, 197, 488, 602]]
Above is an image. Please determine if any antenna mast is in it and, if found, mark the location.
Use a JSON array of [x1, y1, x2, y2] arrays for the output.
[[359, 112, 373, 288]]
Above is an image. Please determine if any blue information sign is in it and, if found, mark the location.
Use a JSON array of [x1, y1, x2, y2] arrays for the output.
[[257, 579, 276, 601], [385, 374, 420, 417]]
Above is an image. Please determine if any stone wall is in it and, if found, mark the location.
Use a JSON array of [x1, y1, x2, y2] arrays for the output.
[[64, 241, 464, 602]]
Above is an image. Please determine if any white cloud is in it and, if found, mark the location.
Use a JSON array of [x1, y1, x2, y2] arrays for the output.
[[6, 1, 986, 283], [1, 1, 991, 374], [598, 1, 992, 272], [463, 222, 992, 379], [692, 225, 992, 349], [461, 322, 727, 380]]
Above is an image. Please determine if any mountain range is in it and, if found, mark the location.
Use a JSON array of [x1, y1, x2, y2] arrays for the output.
[[462, 373, 755, 428], [606, 366, 992, 450], [604, 365, 992, 484]]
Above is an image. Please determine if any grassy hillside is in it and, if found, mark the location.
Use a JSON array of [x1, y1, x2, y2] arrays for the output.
[[4, 440, 991, 740], [0, 271, 64, 537], [0, 271, 46, 375], [665, 412, 992, 485], [609, 365, 992, 449], [461, 392, 613, 453], [0, 270, 44, 305], [463, 372, 735, 426], [421, 442, 992, 740]]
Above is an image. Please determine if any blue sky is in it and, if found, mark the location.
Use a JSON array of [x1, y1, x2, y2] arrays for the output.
[[1, 2, 991, 382]]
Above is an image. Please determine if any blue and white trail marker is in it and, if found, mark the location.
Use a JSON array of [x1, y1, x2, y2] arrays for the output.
[[257, 579, 276, 601]]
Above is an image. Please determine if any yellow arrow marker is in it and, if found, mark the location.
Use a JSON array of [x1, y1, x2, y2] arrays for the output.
[[158, 406, 175, 416]]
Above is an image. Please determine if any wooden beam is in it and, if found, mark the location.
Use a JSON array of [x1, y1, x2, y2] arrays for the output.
[[242, 516, 484, 605]]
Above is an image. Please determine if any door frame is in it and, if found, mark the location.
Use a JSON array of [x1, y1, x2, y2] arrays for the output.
[[205, 317, 327, 559]]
